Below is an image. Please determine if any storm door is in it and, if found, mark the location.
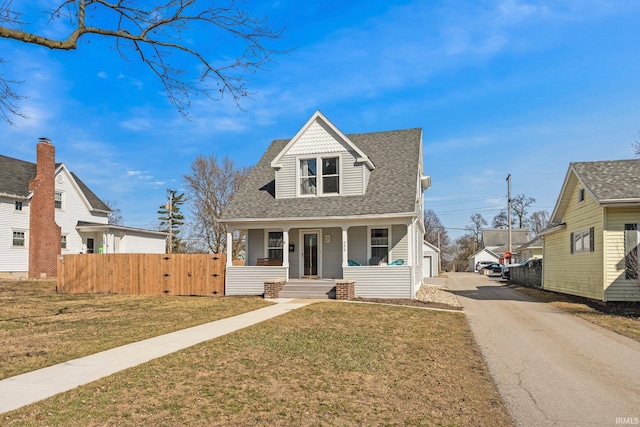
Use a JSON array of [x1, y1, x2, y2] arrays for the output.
[[302, 232, 319, 277]]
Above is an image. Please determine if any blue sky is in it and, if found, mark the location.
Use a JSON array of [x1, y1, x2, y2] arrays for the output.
[[2, 0, 640, 240]]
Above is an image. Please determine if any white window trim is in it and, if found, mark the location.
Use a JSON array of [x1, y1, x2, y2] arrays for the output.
[[577, 187, 585, 204], [55, 191, 64, 210], [11, 229, 27, 248], [573, 229, 591, 253], [264, 229, 284, 260], [61, 234, 69, 250], [14, 201, 24, 212], [296, 154, 342, 197], [367, 226, 392, 265]]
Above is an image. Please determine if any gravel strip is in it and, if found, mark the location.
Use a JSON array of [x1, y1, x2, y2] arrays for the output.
[[416, 284, 462, 308]]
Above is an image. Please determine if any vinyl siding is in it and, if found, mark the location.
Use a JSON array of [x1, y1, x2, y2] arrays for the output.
[[344, 266, 412, 298], [391, 224, 408, 263], [322, 227, 342, 279], [543, 183, 604, 300], [603, 207, 640, 301], [225, 266, 286, 295], [0, 197, 30, 273], [363, 167, 371, 193], [55, 169, 109, 254], [120, 232, 166, 253], [247, 229, 265, 266], [341, 151, 365, 196], [275, 155, 296, 199], [348, 226, 367, 265]]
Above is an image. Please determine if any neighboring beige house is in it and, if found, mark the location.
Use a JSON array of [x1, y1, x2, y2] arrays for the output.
[[512, 236, 543, 262], [221, 111, 430, 299], [540, 159, 640, 302], [468, 228, 532, 270]]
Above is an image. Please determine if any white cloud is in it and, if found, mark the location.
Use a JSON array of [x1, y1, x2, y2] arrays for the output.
[[120, 118, 152, 131], [97, 71, 108, 79], [126, 170, 141, 176]]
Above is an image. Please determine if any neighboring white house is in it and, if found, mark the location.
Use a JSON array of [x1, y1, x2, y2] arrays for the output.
[[0, 139, 166, 278], [221, 111, 431, 299], [469, 248, 500, 272], [423, 241, 440, 278]]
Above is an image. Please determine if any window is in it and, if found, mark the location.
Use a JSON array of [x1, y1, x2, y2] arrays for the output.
[[267, 231, 283, 261], [570, 228, 593, 253], [370, 228, 389, 263], [12, 231, 25, 247], [61, 235, 67, 249], [55, 192, 63, 209], [15, 201, 22, 211], [625, 224, 639, 280], [322, 157, 339, 194], [578, 188, 585, 203], [299, 156, 340, 196], [299, 159, 317, 195]]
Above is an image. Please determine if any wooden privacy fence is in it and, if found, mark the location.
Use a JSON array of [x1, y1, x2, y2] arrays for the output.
[[57, 254, 226, 296]]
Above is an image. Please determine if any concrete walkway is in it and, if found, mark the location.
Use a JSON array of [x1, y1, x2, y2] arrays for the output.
[[0, 299, 310, 414]]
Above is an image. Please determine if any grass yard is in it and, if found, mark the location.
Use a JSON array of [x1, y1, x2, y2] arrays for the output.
[[3, 302, 512, 426], [0, 280, 272, 379], [509, 284, 640, 342]]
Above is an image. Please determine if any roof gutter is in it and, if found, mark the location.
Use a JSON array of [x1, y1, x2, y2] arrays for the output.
[[0, 192, 30, 200], [537, 223, 567, 236], [600, 198, 640, 207], [221, 211, 420, 224]]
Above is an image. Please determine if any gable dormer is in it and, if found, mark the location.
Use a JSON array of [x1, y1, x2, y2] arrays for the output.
[[271, 111, 375, 199]]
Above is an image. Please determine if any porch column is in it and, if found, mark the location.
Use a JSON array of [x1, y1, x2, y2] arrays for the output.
[[407, 221, 413, 266], [341, 226, 349, 268], [226, 229, 233, 267], [282, 228, 290, 281]]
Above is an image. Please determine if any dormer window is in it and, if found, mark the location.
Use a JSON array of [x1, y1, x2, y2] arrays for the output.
[[322, 157, 339, 194], [300, 159, 317, 195], [299, 156, 340, 196]]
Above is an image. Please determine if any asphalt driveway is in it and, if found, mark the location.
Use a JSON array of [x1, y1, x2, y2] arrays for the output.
[[445, 272, 640, 427]]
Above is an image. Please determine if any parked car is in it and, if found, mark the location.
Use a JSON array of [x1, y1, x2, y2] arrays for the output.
[[475, 260, 495, 272], [481, 263, 504, 275]]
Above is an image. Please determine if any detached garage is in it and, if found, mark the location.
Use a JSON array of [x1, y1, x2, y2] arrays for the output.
[[423, 241, 440, 278]]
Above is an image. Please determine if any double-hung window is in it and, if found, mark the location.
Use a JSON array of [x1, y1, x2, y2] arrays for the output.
[[12, 231, 25, 247], [322, 157, 339, 194], [570, 228, 593, 253], [299, 156, 340, 196], [624, 224, 639, 280], [61, 235, 68, 249], [267, 231, 284, 261], [300, 159, 317, 195], [370, 228, 389, 263], [15, 201, 23, 211], [54, 192, 63, 209]]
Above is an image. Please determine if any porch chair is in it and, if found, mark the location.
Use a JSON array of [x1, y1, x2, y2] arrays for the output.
[[388, 259, 405, 266], [348, 259, 362, 266]]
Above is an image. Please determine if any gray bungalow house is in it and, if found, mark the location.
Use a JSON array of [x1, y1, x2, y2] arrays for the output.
[[221, 111, 431, 298]]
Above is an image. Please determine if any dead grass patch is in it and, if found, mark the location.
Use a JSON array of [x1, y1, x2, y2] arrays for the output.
[[4, 303, 512, 426], [508, 284, 640, 342], [0, 280, 272, 379]]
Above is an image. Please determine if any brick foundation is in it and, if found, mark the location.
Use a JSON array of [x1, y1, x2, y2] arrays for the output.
[[28, 139, 61, 279], [264, 278, 286, 299], [335, 279, 355, 300]]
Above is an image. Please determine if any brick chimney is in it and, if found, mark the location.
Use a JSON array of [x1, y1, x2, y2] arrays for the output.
[[28, 138, 61, 278]]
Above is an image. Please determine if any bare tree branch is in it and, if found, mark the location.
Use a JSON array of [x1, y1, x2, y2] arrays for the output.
[[0, 0, 286, 123]]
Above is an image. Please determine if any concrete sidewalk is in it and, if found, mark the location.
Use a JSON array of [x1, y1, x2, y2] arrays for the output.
[[0, 299, 310, 414]]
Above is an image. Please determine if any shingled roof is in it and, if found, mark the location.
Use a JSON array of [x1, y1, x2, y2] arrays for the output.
[[0, 153, 111, 212], [222, 128, 422, 221], [572, 159, 640, 202]]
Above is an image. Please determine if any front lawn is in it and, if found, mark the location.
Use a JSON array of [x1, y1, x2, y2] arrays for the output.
[[0, 280, 272, 379], [3, 302, 513, 426]]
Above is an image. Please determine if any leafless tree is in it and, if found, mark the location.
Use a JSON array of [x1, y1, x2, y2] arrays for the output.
[[423, 209, 450, 249], [511, 194, 536, 228], [183, 154, 249, 256], [0, 0, 285, 124], [528, 210, 550, 236], [492, 209, 515, 229], [104, 199, 124, 225], [466, 213, 487, 254]]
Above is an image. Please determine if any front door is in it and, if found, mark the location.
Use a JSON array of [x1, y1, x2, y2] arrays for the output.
[[86, 238, 95, 254], [302, 232, 319, 277]]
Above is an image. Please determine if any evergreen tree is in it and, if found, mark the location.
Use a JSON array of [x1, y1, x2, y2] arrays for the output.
[[158, 191, 185, 253]]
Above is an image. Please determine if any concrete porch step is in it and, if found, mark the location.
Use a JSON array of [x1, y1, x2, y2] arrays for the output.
[[278, 283, 336, 299]]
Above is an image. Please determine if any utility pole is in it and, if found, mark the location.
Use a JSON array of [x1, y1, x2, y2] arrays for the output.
[[506, 174, 512, 258], [167, 189, 175, 254]]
